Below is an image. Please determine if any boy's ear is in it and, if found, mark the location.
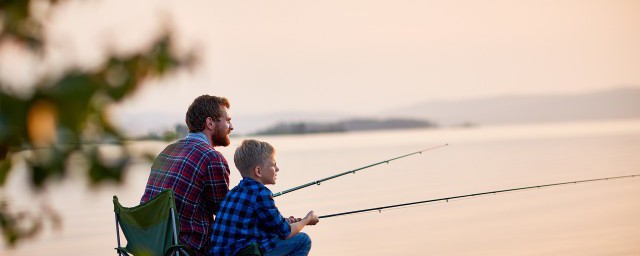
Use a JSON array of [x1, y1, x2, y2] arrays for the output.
[[254, 165, 262, 178]]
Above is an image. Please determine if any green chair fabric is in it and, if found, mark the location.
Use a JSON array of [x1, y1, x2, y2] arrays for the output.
[[113, 189, 193, 256], [235, 243, 262, 256]]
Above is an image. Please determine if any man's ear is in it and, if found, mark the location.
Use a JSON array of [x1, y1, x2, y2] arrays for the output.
[[206, 117, 214, 129]]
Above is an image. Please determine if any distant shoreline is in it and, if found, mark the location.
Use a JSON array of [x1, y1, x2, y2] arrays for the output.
[[251, 117, 438, 136]]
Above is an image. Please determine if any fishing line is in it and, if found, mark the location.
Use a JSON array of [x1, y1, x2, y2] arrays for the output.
[[272, 144, 449, 197], [319, 174, 639, 219]]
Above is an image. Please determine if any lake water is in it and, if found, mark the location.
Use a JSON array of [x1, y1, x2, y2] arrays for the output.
[[2, 119, 640, 255]]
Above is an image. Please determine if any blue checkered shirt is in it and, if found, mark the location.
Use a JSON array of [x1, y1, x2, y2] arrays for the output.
[[210, 177, 291, 256]]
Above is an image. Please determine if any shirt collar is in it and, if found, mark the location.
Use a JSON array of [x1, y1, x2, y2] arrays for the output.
[[241, 177, 272, 191], [241, 177, 260, 186], [185, 132, 210, 145]]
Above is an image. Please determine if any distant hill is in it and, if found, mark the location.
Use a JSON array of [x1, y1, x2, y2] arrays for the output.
[[253, 118, 435, 135], [232, 111, 354, 135], [387, 87, 640, 126], [115, 87, 640, 136]]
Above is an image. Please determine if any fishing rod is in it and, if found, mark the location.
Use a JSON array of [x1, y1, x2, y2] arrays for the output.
[[319, 174, 639, 219], [272, 144, 449, 197]]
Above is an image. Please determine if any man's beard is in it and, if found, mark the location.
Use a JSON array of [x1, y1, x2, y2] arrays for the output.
[[212, 129, 231, 147]]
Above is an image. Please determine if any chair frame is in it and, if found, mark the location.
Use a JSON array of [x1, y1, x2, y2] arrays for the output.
[[114, 190, 190, 256]]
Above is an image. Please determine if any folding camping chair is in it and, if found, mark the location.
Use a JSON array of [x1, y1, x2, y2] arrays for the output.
[[235, 243, 262, 256], [113, 189, 194, 256]]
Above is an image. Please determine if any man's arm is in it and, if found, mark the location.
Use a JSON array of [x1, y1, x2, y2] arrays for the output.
[[286, 211, 319, 239], [204, 153, 231, 214]]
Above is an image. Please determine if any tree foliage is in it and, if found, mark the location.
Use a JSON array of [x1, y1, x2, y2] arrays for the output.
[[0, 0, 191, 247]]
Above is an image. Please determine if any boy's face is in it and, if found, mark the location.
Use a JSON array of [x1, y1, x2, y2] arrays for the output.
[[259, 154, 279, 185]]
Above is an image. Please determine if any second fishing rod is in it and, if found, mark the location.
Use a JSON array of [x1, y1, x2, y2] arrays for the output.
[[272, 143, 449, 197]]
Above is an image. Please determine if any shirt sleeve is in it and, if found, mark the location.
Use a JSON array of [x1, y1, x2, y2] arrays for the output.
[[255, 189, 291, 239], [203, 152, 230, 215]]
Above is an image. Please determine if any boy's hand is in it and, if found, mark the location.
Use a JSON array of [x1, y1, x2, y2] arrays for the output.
[[304, 211, 319, 226], [286, 216, 302, 223]]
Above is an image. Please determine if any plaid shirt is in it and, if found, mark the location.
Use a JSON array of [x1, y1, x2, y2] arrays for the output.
[[141, 132, 230, 256], [210, 177, 291, 256]]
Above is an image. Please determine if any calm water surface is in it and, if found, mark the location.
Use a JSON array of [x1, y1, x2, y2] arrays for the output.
[[2, 119, 640, 255]]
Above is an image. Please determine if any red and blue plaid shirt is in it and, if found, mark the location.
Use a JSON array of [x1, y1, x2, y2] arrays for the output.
[[141, 132, 230, 256], [210, 177, 291, 256]]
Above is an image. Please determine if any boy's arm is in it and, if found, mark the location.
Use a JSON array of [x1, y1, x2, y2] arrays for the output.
[[287, 211, 319, 239], [255, 191, 293, 239]]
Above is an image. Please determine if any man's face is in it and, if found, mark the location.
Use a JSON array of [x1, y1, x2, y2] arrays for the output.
[[211, 106, 233, 147]]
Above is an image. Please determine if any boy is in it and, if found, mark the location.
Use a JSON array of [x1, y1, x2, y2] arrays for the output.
[[210, 139, 319, 256]]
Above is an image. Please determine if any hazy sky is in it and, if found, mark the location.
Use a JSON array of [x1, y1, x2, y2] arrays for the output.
[[3, 0, 640, 132]]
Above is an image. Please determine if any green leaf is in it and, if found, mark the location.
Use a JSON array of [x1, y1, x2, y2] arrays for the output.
[[0, 158, 11, 185]]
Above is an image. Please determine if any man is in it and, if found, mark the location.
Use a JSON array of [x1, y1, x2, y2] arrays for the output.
[[141, 95, 234, 256]]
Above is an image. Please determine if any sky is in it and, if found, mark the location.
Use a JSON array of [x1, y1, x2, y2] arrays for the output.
[[2, 0, 640, 134]]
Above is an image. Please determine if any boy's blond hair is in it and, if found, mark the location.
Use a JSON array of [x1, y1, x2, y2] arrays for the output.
[[234, 139, 275, 177]]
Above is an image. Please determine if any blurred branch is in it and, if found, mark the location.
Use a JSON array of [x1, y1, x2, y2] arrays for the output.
[[0, 0, 193, 247], [0, 0, 45, 50]]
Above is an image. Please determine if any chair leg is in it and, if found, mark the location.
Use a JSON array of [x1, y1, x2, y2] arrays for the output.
[[115, 213, 123, 256], [170, 208, 180, 256], [165, 246, 192, 256]]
